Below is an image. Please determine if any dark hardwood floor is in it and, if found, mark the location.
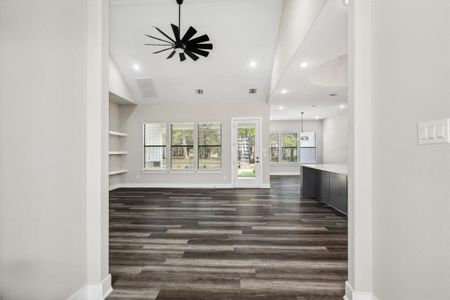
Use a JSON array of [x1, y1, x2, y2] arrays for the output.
[[107, 176, 347, 300]]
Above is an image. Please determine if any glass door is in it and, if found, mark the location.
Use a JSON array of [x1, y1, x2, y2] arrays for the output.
[[232, 118, 261, 188]]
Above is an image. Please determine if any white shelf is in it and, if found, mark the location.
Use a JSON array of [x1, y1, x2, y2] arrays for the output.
[[109, 131, 128, 137], [109, 169, 128, 176], [109, 91, 136, 106], [109, 151, 128, 155]]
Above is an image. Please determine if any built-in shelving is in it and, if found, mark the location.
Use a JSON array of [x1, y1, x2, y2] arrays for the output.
[[109, 91, 137, 106], [109, 169, 128, 176], [109, 151, 128, 155], [109, 131, 128, 137]]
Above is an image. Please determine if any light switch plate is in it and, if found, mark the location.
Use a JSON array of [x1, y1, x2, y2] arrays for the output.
[[418, 119, 450, 144]]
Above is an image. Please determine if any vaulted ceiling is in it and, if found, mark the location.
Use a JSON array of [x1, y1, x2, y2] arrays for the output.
[[269, 0, 348, 120], [110, 0, 348, 120], [110, 0, 283, 104]]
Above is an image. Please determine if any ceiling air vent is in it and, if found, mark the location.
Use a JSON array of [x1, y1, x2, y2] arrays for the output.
[[195, 89, 204, 95], [136, 78, 158, 98], [249, 88, 257, 94]]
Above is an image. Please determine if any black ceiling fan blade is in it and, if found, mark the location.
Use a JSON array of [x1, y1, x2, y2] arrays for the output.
[[153, 26, 176, 43], [188, 47, 210, 57], [187, 34, 209, 45], [179, 52, 186, 62], [145, 43, 173, 46], [185, 51, 199, 61], [181, 26, 198, 43], [145, 34, 173, 44], [170, 24, 180, 42], [167, 50, 176, 59], [193, 43, 213, 50], [153, 47, 173, 54]]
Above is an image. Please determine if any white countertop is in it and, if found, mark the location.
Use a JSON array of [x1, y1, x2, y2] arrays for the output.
[[301, 164, 348, 175]]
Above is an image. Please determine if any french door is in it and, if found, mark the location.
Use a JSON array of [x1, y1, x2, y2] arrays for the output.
[[231, 118, 262, 188]]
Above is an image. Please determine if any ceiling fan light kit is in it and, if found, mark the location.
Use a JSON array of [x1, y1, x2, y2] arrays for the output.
[[145, 0, 213, 62]]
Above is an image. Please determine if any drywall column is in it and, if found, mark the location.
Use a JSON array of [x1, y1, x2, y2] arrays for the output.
[[86, 0, 110, 293], [0, 0, 88, 298], [371, 1, 450, 299], [346, 0, 373, 298]]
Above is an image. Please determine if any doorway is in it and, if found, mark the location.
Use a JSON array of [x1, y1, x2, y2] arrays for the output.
[[231, 117, 262, 188]]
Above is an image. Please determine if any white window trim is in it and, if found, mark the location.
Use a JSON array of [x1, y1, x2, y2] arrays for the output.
[[270, 131, 300, 164], [142, 121, 223, 173], [143, 122, 169, 171]]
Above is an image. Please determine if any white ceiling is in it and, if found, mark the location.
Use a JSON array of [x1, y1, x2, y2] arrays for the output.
[[110, 0, 283, 103], [269, 0, 348, 121]]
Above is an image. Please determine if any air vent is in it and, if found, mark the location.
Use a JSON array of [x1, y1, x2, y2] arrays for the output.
[[136, 78, 157, 98], [329, 93, 338, 97], [196, 89, 204, 95], [249, 88, 257, 94]]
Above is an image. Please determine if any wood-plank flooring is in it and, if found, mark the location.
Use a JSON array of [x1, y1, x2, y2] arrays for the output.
[[107, 176, 347, 300]]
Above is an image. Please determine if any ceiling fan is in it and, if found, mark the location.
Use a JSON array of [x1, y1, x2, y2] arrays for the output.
[[145, 0, 213, 62]]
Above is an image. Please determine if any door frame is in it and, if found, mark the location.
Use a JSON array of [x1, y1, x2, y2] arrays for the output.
[[87, 0, 374, 298], [230, 117, 263, 188]]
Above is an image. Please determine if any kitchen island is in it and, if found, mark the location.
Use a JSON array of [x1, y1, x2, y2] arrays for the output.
[[301, 164, 348, 215]]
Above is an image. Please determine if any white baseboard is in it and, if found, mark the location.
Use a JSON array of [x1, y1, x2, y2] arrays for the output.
[[270, 171, 300, 176], [114, 183, 271, 189], [102, 274, 113, 299], [344, 281, 379, 300], [119, 183, 234, 189], [68, 274, 112, 300]]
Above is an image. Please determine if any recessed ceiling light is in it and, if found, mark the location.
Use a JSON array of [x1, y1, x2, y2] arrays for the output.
[[270, 117, 273, 120], [281, 89, 288, 94], [132, 64, 140, 71], [315, 116, 320, 119], [339, 104, 346, 109], [299, 61, 309, 68], [329, 93, 338, 97], [195, 89, 204, 94], [343, 0, 350, 6], [249, 60, 257, 68], [279, 106, 284, 110]]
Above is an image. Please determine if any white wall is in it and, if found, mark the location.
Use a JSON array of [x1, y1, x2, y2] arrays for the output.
[[120, 102, 270, 187], [109, 57, 134, 103], [270, 0, 327, 93], [0, 0, 88, 298], [270, 120, 323, 174], [322, 112, 348, 164], [371, 1, 450, 299]]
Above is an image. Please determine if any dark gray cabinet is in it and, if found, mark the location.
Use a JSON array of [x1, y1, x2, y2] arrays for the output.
[[301, 166, 348, 215]]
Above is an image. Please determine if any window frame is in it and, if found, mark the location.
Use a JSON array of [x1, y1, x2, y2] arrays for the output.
[[279, 132, 299, 163], [142, 121, 223, 173], [269, 131, 317, 165], [197, 122, 223, 171], [143, 122, 169, 171], [170, 122, 196, 171]]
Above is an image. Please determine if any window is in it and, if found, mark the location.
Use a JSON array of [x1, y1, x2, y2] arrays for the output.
[[198, 122, 222, 169], [280, 133, 298, 162], [270, 133, 279, 162], [270, 131, 317, 164], [171, 123, 194, 170], [144, 123, 167, 169], [299, 132, 317, 164]]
